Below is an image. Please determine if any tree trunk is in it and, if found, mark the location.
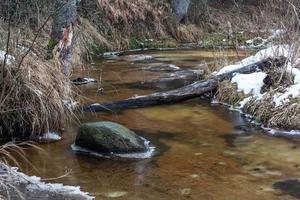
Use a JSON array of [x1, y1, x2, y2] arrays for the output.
[[48, 0, 78, 76], [83, 57, 286, 112], [171, 0, 190, 24]]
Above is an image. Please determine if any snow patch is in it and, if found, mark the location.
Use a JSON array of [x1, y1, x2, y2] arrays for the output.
[[39, 132, 62, 141], [0, 50, 15, 64], [216, 45, 291, 75], [63, 99, 78, 110], [231, 72, 267, 98], [273, 84, 300, 106]]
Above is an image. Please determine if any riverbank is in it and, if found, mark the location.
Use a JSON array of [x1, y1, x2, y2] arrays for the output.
[[215, 45, 300, 133]]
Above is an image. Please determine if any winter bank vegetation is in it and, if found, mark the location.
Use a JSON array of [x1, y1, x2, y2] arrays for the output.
[[0, 0, 300, 198]]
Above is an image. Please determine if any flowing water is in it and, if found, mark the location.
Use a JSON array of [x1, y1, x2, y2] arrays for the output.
[[20, 49, 300, 199]]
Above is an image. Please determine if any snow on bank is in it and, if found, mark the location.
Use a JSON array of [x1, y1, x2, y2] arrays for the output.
[[273, 63, 300, 106], [215, 44, 300, 134], [0, 164, 94, 199], [243, 29, 286, 49], [216, 45, 291, 75], [0, 50, 15, 64], [231, 72, 267, 98], [216, 44, 300, 108]]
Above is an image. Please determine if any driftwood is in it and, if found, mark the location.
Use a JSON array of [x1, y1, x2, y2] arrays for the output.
[[84, 57, 286, 112]]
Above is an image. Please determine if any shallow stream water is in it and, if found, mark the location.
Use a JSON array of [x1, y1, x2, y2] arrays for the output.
[[20, 49, 300, 199]]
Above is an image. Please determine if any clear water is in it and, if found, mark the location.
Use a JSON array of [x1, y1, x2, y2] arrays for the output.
[[19, 49, 300, 200]]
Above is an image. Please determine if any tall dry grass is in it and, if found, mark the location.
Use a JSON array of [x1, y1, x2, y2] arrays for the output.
[[0, 16, 75, 140]]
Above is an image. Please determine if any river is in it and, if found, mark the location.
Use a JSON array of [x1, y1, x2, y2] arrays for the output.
[[20, 49, 300, 199]]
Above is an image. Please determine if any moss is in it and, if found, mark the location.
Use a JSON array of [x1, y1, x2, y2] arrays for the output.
[[201, 32, 248, 47], [201, 33, 225, 47], [47, 38, 58, 50], [129, 36, 142, 49], [89, 43, 108, 55], [233, 32, 247, 44]]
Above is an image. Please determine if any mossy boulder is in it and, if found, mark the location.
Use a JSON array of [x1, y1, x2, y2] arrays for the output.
[[75, 122, 147, 154]]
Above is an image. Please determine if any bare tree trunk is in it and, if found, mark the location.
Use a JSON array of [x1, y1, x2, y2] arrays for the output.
[[48, 0, 78, 76], [170, 0, 190, 24]]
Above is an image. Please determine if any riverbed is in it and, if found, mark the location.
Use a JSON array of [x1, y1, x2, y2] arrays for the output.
[[20, 49, 300, 199]]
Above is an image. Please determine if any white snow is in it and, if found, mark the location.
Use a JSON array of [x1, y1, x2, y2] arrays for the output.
[[168, 64, 180, 70], [0, 164, 94, 199], [216, 45, 291, 75], [63, 99, 78, 110], [40, 132, 62, 141], [0, 50, 15, 64], [243, 29, 285, 49], [231, 72, 267, 97], [273, 84, 300, 106], [272, 54, 300, 106], [215, 43, 300, 134]]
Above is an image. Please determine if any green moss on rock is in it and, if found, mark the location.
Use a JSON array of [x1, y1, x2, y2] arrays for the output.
[[75, 121, 147, 154]]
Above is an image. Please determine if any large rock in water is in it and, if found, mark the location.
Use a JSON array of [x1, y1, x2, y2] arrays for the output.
[[171, 0, 190, 23], [75, 122, 147, 154]]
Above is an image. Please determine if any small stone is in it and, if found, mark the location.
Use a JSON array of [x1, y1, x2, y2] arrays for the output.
[[202, 142, 213, 147], [105, 191, 128, 198], [260, 186, 276, 192], [223, 150, 236, 156], [218, 162, 227, 166], [194, 152, 203, 156], [190, 174, 199, 179], [180, 188, 191, 196]]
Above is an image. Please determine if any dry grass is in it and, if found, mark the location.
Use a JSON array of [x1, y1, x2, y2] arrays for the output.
[[243, 95, 275, 125], [268, 101, 300, 129], [0, 55, 74, 139], [216, 80, 249, 107]]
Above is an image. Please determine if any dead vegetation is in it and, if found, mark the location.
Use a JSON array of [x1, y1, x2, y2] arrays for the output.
[[216, 80, 249, 106], [0, 55, 74, 139], [0, 10, 75, 139]]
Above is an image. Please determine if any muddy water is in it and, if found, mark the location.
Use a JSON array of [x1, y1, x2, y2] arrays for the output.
[[21, 49, 300, 199]]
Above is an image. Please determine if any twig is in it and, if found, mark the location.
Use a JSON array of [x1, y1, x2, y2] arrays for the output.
[[3, 14, 12, 74], [16, 15, 52, 71]]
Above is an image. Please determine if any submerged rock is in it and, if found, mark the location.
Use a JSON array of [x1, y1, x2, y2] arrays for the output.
[[75, 122, 148, 154], [133, 69, 204, 91], [122, 55, 153, 62], [142, 63, 181, 72], [273, 179, 300, 199]]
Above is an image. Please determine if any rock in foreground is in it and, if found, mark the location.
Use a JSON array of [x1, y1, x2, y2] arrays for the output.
[[75, 122, 148, 154]]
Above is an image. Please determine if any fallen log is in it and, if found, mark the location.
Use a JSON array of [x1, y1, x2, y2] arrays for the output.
[[83, 57, 286, 112], [84, 79, 218, 112]]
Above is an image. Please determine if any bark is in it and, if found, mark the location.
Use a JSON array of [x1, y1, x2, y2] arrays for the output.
[[84, 57, 286, 112], [84, 79, 217, 112], [49, 0, 78, 76], [171, 0, 190, 24]]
